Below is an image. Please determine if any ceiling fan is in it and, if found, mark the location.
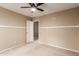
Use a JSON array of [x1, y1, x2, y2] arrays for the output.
[[20, 3, 44, 12]]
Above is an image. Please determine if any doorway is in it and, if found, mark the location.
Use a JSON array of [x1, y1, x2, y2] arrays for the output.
[[26, 20, 39, 43], [33, 21, 39, 40]]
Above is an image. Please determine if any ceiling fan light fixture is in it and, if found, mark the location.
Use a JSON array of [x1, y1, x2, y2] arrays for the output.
[[31, 7, 36, 12]]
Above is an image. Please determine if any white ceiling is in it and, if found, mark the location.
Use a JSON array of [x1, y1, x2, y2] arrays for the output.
[[0, 3, 79, 17]]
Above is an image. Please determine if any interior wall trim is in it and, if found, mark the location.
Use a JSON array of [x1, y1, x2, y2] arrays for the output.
[[0, 25, 25, 29], [40, 25, 79, 28]]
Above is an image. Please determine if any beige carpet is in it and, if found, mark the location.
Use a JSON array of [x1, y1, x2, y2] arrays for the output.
[[0, 41, 79, 56]]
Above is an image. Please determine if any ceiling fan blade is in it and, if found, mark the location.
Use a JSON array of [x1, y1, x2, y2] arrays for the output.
[[21, 6, 31, 8], [29, 3, 36, 7], [29, 3, 34, 7], [36, 8, 44, 12], [37, 3, 44, 7]]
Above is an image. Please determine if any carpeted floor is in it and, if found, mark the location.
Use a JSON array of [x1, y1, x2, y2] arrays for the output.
[[0, 41, 79, 56]]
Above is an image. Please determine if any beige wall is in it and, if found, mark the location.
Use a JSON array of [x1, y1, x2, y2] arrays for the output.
[[39, 7, 79, 52], [0, 7, 29, 51]]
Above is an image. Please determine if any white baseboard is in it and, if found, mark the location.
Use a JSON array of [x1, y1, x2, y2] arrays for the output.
[[0, 42, 25, 54], [39, 41, 79, 53]]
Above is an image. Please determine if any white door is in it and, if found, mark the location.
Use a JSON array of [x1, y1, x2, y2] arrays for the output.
[[26, 20, 34, 43]]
